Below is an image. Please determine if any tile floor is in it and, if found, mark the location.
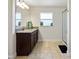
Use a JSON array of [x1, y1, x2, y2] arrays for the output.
[[16, 41, 71, 59]]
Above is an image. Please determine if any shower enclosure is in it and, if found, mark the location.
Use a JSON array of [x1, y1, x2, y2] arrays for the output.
[[62, 9, 67, 45]]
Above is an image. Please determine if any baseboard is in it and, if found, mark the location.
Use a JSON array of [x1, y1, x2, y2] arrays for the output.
[[8, 53, 16, 59]]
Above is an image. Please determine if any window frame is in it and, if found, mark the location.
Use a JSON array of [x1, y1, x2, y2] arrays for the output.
[[40, 12, 53, 27]]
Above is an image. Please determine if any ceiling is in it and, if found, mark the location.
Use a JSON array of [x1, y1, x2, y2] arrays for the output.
[[24, 0, 67, 7]]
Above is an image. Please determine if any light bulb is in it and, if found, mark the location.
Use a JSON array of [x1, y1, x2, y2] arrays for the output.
[[17, 2, 25, 9], [21, 2, 29, 9], [20, 3, 25, 9], [17, 2, 20, 6]]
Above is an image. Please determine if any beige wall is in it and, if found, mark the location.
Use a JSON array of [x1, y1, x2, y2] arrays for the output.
[[30, 7, 65, 41]]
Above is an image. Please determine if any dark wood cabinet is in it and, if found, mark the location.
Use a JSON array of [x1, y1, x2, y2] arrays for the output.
[[16, 29, 38, 56]]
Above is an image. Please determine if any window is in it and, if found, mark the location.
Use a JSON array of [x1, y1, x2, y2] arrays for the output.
[[40, 13, 53, 26], [16, 12, 21, 27]]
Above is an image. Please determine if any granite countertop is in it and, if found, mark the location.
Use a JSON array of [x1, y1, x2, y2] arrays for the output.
[[16, 28, 38, 33]]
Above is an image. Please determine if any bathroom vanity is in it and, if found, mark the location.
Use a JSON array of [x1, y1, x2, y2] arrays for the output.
[[16, 29, 38, 56]]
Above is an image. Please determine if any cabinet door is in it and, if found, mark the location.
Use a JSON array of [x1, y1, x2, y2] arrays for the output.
[[36, 30, 38, 43], [16, 33, 31, 56], [16, 33, 23, 55], [33, 31, 37, 45], [16, 33, 23, 49], [31, 30, 38, 49], [31, 32, 34, 49]]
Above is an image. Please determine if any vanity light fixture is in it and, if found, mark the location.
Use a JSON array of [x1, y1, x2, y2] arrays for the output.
[[21, 2, 29, 10], [17, 0, 30, 9], [17, 1, 25, 9]]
